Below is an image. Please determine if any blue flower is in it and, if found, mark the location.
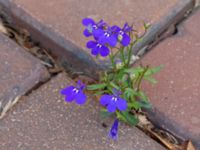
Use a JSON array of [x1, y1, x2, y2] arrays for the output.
[[86, 40, 110, 57], [112, 23, 132, 46], [98, 27, 117, 47], [60, 80, 87, 105], [100, 90, 127, 113], [82, 18, 105, 38], [108, 119, 119, 140]]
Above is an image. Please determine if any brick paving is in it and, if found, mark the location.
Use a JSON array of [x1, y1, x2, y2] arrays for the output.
[[0, 33, 49, 119], [139, 9, 200, 149], [0, 73, 165, 150], [0, 0, 194, 76], [0, 0, 199, 149]]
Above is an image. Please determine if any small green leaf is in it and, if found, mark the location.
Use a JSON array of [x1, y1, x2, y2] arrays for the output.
[[137, 100, 152, 109], [124, 88, 135, 99], [121, 111, 139, 126], [144, 76, 157, 84], [145, 65, 163, 76], [137, 91, 148, 101], [100, 108, 113, 119], [110, 82, 120, 90], [87, 83, 106, 90], [128, 101, 141, 110], [116, 111, 127, 122]]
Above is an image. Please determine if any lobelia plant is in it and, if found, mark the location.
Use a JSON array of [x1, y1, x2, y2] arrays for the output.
[[61, 18, 161, 140]]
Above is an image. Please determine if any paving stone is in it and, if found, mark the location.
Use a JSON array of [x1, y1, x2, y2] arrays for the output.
[[0, 73, 165, 150], [138, 9, 200, 149], [0, 32, 49, 119], [0, 0, 194, 77]]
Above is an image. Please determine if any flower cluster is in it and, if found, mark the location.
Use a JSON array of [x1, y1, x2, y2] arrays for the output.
[[82, 18, 132, 57], [60, 17, 158, 141]]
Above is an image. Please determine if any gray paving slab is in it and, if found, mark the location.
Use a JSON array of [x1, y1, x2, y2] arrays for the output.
[[0, 73, 165, 150]]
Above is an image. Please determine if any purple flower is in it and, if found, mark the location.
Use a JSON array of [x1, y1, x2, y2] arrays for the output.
[[60, 80, 87, 105], [112, 23, 132, 46], [100, 90, 127, 113], [108, 119, 119, 140], [82, 18, 105, 38], [86, 40, 110, 57], [98, 27, 117, 47]]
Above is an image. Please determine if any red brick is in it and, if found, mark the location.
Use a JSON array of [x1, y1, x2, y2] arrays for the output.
[[0, 73, 165, 150], [0, 0, 193, 77], [0, 33, 49, 119], [138, 10, 200, 148]]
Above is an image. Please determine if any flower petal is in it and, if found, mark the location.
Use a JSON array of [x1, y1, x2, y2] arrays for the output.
[[60, 86, 74, 95], [107, 101, 117, 113], [111, 25, 121, 33], [83, 29, 91, 37], [108, 36, 117, 47], [108, 119, 119, 140], [121, 33, 130, 46], [82, 18, 95, 26], [98, 36, 107, 45], [99, 45, 110, 57], [86, 41, 97, 48], [116, 98, 127, 111], [75, 91, 87, 105], [91, 47, 99, 56], [93, 29, 104, 39], [100, 95, 112, 106]]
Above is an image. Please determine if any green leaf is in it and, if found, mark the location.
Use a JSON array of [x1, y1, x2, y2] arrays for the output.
[[116, 111, 127, 122], [128, 101, 141, 110], [121, 111, 139, 126], [145, 65, 163, 76], [137, 91, 148, 101], [100, 108, 113, 119], [137, 100, 152, 109], [124, 67, 143, 75], [94, 91, 106, 96], [124, 88, 135, 99], [144, 76, 157, 84], [87, 83, 106, 90], [110, 82, 120, 90]]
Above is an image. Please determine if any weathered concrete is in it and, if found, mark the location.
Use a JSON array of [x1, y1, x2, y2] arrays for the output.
[[0, 73, 165, 150]]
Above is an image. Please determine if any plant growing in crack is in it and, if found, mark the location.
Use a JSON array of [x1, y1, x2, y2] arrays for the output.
[[61, 18, 161, 140]]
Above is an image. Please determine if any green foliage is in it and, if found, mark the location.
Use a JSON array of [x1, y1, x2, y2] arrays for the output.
[[86, 25, 161, 127]]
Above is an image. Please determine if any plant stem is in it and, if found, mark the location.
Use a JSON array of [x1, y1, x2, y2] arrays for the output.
[[120, 47, 126, 64], [109, 48, 116, 70], [136, 66, 149, 91]]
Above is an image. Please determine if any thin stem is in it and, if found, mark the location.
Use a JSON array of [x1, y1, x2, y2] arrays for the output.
[[136, 66, 149, 91], [120, 46, 126, 64], [109, 48, 116, 70]]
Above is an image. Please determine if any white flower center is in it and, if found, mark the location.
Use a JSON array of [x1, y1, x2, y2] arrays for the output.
[[111, 97, 118, 102], [119, 30, 124, 35], [92, 25, 98, 29], [72, 88, 79, 94], [96, 43, 102, 48], [104, 32, 110, 38]]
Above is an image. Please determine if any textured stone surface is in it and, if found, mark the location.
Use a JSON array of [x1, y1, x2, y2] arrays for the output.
[[139, 10, 200, 148], [11, 0, 179, 48], [0, 33, 49, 119], [0, 0, 192, 77], [0, 73, 165, 150]]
